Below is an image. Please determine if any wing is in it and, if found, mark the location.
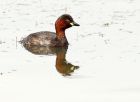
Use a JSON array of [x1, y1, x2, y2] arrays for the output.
[[21, 31, 56, 46]]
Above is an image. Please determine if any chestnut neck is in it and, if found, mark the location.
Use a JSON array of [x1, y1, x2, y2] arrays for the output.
[[55, 27, 66, 40]]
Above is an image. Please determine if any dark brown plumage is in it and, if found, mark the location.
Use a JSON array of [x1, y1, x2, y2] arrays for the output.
[[21, 14, 80, 47]]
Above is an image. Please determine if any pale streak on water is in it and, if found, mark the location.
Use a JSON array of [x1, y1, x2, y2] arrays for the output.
[[0, 0, 140, 102]]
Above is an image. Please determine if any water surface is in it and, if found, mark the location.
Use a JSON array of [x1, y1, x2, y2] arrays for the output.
[[0, 0, 140, 102]]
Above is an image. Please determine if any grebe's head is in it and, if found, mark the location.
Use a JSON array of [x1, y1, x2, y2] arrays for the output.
[[55, 14, 80, 31]]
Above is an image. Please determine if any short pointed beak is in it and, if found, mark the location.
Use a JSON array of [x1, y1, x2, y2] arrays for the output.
[[70, 22, 80, 26]]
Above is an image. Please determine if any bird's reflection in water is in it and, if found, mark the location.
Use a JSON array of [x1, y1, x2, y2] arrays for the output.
[[23, 44, 79, 76]]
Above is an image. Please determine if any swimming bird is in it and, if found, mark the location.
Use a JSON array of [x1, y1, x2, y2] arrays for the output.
[[21, 14, 80, 47]]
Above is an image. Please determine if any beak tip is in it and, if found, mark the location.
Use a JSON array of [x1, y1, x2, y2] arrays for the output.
[[76, 24, 80, 26], [70, 22, 80, 26], [75, 24, 80, 26], [73, 22, 80, 26]]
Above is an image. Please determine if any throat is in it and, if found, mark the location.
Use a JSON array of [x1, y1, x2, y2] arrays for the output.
[[56, 29, 66, 40], [55, 28, 68, 46]]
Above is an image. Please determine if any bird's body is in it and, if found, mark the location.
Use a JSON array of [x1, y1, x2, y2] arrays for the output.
[[21, 31, 68, 47], [21, 14, 79, 47]]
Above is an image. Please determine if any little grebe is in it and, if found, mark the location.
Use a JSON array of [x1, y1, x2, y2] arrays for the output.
[[21, 14, 80, 47]]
